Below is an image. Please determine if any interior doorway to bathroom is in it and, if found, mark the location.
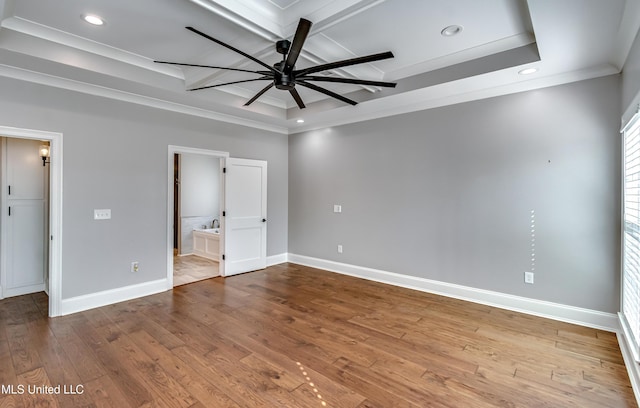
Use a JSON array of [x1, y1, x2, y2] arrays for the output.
[[171, 148, 226, 287], [167, 145, 268, 287]]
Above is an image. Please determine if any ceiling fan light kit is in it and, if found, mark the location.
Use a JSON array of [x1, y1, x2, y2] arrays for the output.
[[155, 18, 397, 109]]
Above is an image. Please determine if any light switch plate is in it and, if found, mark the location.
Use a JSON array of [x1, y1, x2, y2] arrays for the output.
[[94, 209, 111, 220], [524, 271, 534, 284], [333, 205, 342, 213]]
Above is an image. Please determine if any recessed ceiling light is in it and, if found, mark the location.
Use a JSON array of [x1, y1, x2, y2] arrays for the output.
[[518, 67, 538, 75], [441, 25, 463, 37], [83, 14, 105, 26], [296, 119, 305, 123]]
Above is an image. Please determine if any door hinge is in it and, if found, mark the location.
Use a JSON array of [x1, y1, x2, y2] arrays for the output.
[[8, 206, 11, 216], [222, 254, 225, 260], [223, 167, 226, 173], [8, 185, 10, 195], [222, 211, 226, 217]]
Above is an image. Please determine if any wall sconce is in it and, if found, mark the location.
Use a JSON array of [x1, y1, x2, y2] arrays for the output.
[[39, 144, 50, 166]]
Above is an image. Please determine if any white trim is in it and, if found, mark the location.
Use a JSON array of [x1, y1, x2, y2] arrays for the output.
[[287, 253, 620, 332], [293, 64, 619, 134], [167, 146, 229, 289], [0, 64, 288, 135], [623, 104, 640, 133], [267, 253, 288, 266], [1, 17, 184, 79], [187, 0, 282, 41], [60, 279, 168, 316], [618, 314, 640, 405], [621, 312, 640, 362], [0, 125, 62, 317]]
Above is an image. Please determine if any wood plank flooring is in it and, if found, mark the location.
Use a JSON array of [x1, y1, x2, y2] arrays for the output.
[[173, 255, 220, 287], [0, 263, 637, 407]]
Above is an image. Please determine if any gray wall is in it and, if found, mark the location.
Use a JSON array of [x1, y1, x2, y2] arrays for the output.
[[623, 27, 640, 114], [0, 76, 288, 299], [289, 75, 621, 313]]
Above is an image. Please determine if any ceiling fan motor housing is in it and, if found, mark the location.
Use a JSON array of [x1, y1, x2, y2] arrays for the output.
[[276, 40, 291, 55], [273, 61, 295, 90], [275, 74, 294, 90]]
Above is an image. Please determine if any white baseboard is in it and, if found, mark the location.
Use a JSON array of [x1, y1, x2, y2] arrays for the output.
[[60, 278, 169, 316], [287, 253, 619, 332], [59, 254, 287, 316], [617, 314, 640, 404], [56, 253, 619, 332], [267, 253, 288, 267]]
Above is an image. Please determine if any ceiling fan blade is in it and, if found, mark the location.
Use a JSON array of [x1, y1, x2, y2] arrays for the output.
[[186, 26, 280, 74], [289, 88, 306, 109], [294, 51, 394, 77], [296, 80, 357, 106], [188, 77, 271, 91], [297, 75, 396, 88], [244, 83, 274, 106], [154, 60, 272, 75], [284, 18, 312, 72]]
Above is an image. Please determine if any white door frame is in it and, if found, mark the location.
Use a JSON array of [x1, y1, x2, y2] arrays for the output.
[[0, 125, 63, 317], [166, 145, 228, 287]]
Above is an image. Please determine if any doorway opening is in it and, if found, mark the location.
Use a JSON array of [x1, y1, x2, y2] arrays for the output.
[[167, 146, 228, 287], [0, 126, 62, 316], [0, 137, 50, 299]]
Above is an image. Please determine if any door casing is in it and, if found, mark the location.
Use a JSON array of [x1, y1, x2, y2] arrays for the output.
[[167, 145, 228, 286], [0, 125, 63, 316]]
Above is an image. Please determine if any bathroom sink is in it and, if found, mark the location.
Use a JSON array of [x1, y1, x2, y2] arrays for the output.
[[200, 228, 220, 234]]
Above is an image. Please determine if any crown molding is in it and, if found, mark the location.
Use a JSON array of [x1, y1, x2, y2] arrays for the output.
[[0, 63, 288, 134], [291, 63, 620, 134], [1, 17, 183, 79]]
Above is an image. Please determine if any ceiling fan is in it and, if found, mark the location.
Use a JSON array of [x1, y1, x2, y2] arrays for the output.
[[155, 18, 397, 109]]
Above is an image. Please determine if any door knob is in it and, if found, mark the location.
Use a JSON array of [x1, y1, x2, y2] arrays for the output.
[[262, 218, 267, 222]]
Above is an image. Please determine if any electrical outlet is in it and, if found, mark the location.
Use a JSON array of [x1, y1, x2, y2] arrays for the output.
[[94, 209, 111, 220], [524, 271, 534, 284], [131, 261, 139, 273], [337, 244, 343, 254]]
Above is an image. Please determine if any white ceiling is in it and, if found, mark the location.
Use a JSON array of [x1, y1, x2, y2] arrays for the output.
[[0, 0, 638, 134]]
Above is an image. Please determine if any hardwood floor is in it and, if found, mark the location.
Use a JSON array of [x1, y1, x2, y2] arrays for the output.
[[173, 254, 219, 286], [0, 263, 637, 407]]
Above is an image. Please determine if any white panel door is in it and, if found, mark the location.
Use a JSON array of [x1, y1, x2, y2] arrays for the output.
[[223, 158, 267, 276], [3, 138, 47, 298], [7, 138, 45, 200], [6, 202, 46, 295]]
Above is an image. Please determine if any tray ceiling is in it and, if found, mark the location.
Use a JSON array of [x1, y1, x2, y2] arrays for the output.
[[0, 0, 638, 134]]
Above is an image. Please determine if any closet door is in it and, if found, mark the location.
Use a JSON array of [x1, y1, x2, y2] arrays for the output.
[[6, 202, 45, 291], [3, 138, 47, 298], [7, 137, 45, 200]]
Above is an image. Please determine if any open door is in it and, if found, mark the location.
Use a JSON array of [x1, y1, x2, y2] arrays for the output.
[[223, 158, 267, 276]]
